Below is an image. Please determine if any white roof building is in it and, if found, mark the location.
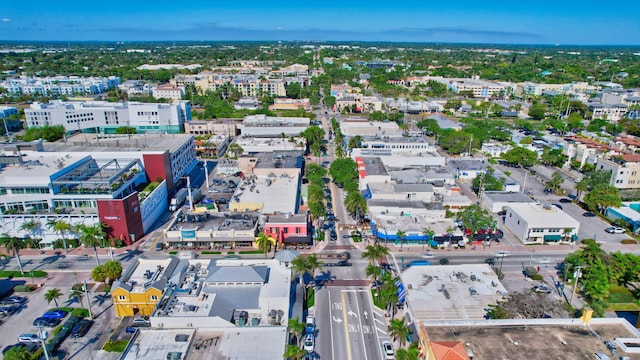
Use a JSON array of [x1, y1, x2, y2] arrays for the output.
[[504, 203, 580, 245]]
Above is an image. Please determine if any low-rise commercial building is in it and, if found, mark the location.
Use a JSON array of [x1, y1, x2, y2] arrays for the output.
[[504, 203, 580, 245], [239, 114, 309, 137]]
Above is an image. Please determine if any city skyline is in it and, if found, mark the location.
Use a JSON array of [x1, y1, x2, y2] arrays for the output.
[[1, 1, 639, 45]]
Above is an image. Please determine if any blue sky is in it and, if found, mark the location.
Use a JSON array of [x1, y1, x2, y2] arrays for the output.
[[1, 0, 639, 45]]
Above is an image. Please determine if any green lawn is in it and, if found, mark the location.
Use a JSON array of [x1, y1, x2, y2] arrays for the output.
[[306, 287, 315, 308], [0, 270, 47, 278], [608, 286, 636, 303]]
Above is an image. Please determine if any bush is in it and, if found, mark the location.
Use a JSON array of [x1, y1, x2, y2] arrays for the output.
[[71, 308, 90, 318], [0, 270, 47, 278], [227, 251, 235, 255], [530, 274, 544, 281], [201, 251, 221, 255], [103, 340, 129, 353], [13, 284, 33, 292], [168, 251, 177, 255], [621, 239, 638, 245], [53, 324, 63, 336], [238, 250, 263, 254]]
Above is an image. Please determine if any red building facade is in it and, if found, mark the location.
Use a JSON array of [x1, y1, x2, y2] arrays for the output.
[[97, 193, 144, 246]]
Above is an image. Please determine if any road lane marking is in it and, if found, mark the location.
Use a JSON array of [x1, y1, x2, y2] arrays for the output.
[[329, 290, 336, 360], [353, 290, 368, 360], [341, 291, 353, 360]]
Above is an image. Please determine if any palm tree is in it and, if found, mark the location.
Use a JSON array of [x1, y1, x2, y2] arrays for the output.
[[255, 233, 272, 259], [575, 179, 589, 201], [287, 317, 305, 346], [563, 227, 573, 243], [388, 318, 412, 348], [422, 227, 435, 248], [396, 230, 407, 251], [280, 132, 288, 151], [103, 260, 123, 284], [380, 278, 400, 318], [396, 342, 420, 360], [361, 244, 390, 267], [46, 219, 71, 252], [19, 219, 42, 248], [78, 223, 106, 265], [366, 263, 383, 302], [291, 256, 308, 285], [44, 288, 63, 308], [304, 254, 323, 279], [344, 192, 368, 222], [0, 233, 25, 274], [283, 344, 306, 360], [69, 289, 85, 310]]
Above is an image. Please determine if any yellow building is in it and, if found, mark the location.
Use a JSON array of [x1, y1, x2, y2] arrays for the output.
[[111, 257, 178, 317]]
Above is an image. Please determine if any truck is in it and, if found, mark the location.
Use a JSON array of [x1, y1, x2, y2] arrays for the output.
[[185, 188, 202, 208], [169, 188, 189, 211]]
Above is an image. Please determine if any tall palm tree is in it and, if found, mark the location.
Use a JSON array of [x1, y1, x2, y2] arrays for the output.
[[46, 219, 71, 252], [422, 227, 435, 248], [388, 318, 412, 348], [19, 219, 42, 248], [287, 317, 305, 346], [283, 344, 306, 360], [44, 288, 63, 308], [380, 279, 400, 319], [366, 263, 383, 302], [0, 233, 25, 274], [280, 132, 288, 152], [344, 192, 368, 222], [396, 342, 420, 360], [78, 223, 106, 265], [396, 230, 407, 251], [291, 256, 308, 285], [304, 254, 323, 279], [361, 244, 390, 267], [255, 233, 272, 259]]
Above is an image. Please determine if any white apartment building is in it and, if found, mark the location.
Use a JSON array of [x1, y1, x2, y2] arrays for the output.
[[25, 100, 191, 134], [0, 76, 120, 96], [152, 85, 185, 101], [430, 76, 506, 98], [596, 154, 640, 189], [239, 114, 309, 137]]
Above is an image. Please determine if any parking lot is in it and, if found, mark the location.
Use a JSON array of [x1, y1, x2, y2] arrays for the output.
[[0, 280, 117, 359]]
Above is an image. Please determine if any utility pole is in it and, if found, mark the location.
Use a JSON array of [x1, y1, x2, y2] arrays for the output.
[[570, 266, 582, 305], [84, 280, 93, 320], [468, 135, 473, 157]]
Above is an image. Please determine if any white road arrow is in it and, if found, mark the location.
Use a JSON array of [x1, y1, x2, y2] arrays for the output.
[[332, 316, 343, 324], [348, 310, 358, 318], [363, 311, 368, 320]]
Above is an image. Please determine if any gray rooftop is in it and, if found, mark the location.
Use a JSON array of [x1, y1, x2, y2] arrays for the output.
[[483, 191, 535, 203], [447, 158, 489, 171], [362, 157, 388, 176], [205, 265, 269, 284], [42, 133, 194, 153], [368, 199, 444, 210]]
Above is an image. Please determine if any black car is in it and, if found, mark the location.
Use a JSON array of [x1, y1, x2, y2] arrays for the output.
[[583, 212, 596, 217], [33, 317, 61, 327], [485, 258, 496, 265], [558, 198, 572, 203], [330, 230, 337, 240], [551, 203, 563, 210], [439, 258, 450, 265], [71, 319, 93, 338]]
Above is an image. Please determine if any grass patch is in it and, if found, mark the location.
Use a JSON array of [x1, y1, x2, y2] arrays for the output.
[[71, 308, 90, 318], [608, 286, 636, 303], [306, 287, 315, 308], [168, 251, 177, 255], [201, 251, 221, 255], [239, 250, 263, 254], [227, 251, 235, 255], [103, 339, 130, 353], [52, 324, 63, 336], [0, 270, 47, 278], [371, 288, 383, 308], [13, 284, 33, 292], [608, 303, 640, 311]]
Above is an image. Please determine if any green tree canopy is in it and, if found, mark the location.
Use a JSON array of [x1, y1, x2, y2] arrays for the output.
[[501, 147, 538, 167], [456, 204, 497, 234]]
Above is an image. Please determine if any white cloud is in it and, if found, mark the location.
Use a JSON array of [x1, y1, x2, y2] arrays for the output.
[[1, 18, 11, 23]]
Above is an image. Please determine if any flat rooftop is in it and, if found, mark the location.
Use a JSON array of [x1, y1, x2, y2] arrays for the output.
[[122, 258, 177, 293], [507, 203, 580, 228], [483, 191, 536, 203], [0, 151, 89, 186], [232, 173, 299, 214], [175, 327, 288, 360], [447, 158, 489, 171], [368, 199, 443, 210], [41, 133, 193, 153], [362, 157, 388, 176], [403, 264, 507, 321], [172, 212, 260, 232], [424, 320, 640, 360], [123, 329, 194, 360]]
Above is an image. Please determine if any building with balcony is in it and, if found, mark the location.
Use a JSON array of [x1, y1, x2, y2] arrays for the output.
[[596, 154, 640, 189], [0, 75, 120, 96], [25, 100, 191, 134]]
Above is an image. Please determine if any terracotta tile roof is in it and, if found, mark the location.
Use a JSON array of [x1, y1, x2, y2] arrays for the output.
[[615, 137, 640, 147], [619, 153, 640, 163], [431, 341, 470, 360]]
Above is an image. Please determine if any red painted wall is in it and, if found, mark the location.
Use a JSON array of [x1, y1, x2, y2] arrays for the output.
[[97, 193, 144, 246], [143, 152, 174, 191], [265, 223, 309, 243]]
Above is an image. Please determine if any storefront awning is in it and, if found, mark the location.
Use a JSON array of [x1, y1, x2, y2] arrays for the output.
[[544, 234, 562, 242], [283, 236, 311, 244], [571, 234, 578, 241]]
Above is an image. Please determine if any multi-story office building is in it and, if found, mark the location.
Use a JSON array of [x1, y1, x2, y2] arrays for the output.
[[25, 100, 191, 134], [152, 85, 185, 101], [0, 76, 120, 96]]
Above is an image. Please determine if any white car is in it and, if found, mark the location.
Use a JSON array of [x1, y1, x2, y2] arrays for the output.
[[303, 334, 315, 353], [494, 251, 510, 258], [381, 340, 395, 359], [537, 257, 552, 264], [605, 227, 625, 234], [18, 334, 40, 343], [421, 252, 436, 259]]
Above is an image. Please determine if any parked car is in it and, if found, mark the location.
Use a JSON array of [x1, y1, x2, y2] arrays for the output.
[[155, 242, 165, 251], [71, 319, 93, 338], [303, 334, 315, 353], [532, 285, 552, 294], [421, 252, 436, 259], [33, 317, 61, 327], [1, 296, 27, 305], [18, 334, 40, 343], [381, 340, 395, 360], [0, 305, 18, 316], [133, 316, 150, 326], [551, 203, 563, 210], [559, 198, 572, 203], [485, 258, 496, 265], [605, 227, 626, 234], [439, 258, 450, 265], [305, 316, 316, 334], [583, 212, 596, 217], [42, 309, 68, 319]]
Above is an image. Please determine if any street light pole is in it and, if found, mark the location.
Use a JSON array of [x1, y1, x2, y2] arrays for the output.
[[84, 280, 93, 320], [38, 326, 51, 360], [570, 266, 582, 305]]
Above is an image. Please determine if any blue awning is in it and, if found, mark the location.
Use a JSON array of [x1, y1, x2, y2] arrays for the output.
[[544, 234, 562, 242]]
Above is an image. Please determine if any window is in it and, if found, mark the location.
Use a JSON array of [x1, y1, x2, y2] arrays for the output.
[[150, 295, 158, 301], [118, 295, 127, 301]]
